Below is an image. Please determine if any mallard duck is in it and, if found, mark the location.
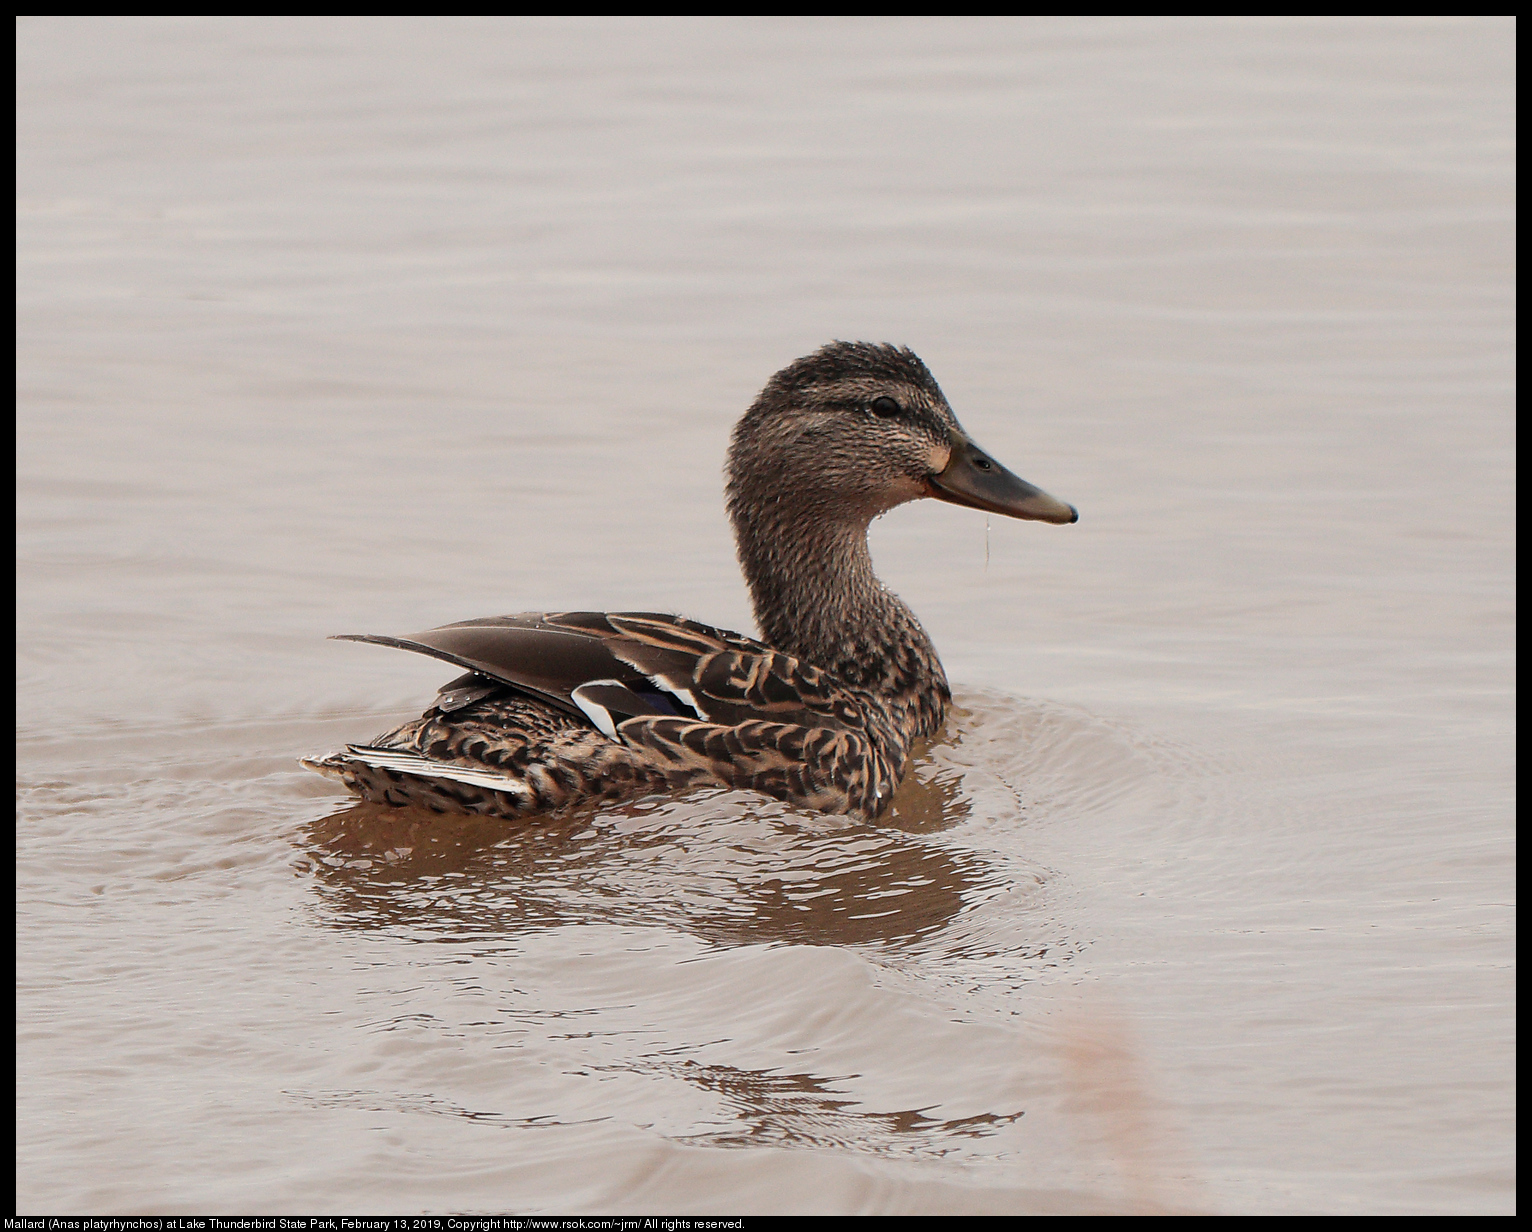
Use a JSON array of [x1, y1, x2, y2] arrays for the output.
[[303, 342, 1076, 820]]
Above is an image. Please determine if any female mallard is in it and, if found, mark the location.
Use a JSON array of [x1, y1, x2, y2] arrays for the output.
[[304, 342, 1076, 820]]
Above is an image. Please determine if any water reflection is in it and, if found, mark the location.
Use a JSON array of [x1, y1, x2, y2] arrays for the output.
[[624, 1059, 1024, 1156], [297, 729, 998, 948], [285, 1063, 1025, 1159]]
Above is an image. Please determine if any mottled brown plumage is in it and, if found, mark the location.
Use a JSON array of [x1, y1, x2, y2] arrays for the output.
[[303, 342, 1076, 820]]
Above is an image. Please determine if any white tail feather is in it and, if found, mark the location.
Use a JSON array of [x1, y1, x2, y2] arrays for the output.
[[341, 745, 530, 795]]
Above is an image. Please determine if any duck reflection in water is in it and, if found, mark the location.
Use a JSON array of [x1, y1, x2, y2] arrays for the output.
[[300, 728, 987, 948]]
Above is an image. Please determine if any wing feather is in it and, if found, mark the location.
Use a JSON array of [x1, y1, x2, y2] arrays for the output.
[[335, 610, 870, 735]]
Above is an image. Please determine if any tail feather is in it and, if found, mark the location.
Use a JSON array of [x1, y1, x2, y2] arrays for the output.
[[301, 746, 532, 797]]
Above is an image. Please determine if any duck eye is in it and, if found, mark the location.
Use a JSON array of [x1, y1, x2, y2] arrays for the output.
[[870, 396, 901, 418]]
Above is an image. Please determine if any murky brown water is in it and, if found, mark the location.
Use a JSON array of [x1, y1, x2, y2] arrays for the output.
[[17, 16, 1514, 1216]]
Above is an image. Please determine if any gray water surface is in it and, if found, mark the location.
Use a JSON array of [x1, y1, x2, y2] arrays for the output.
[[16, 16, 1515, 1215]]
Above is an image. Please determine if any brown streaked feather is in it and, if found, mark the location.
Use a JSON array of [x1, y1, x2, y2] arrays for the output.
[[307, 612, 899, 819]]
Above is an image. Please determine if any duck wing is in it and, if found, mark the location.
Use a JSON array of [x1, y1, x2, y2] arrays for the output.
[[333, 610, 869, 734], [335, 613, 642, 720]]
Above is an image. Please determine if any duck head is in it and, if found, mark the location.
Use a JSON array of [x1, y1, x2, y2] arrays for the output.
[[726, 341, 1077, 529]]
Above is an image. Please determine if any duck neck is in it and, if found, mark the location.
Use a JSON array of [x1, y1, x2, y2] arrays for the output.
[[731, 502, 950, 732]]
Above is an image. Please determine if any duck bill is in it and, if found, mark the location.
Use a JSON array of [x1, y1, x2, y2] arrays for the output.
[[929, 432, 1078, 524]]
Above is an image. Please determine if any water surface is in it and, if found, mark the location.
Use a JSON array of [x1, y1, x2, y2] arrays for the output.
[[16, 16, 1514, 1215]]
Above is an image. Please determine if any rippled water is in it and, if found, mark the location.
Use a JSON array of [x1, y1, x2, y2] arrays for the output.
[[17, 16, 1514, 1215]]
